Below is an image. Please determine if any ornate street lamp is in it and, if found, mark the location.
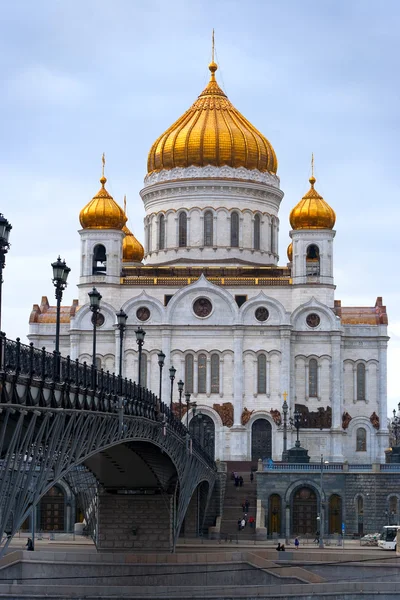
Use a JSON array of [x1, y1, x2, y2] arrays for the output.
[[391, 403, 400, 446], [51, 257, 70, 379], [0, 213, 12, 334], [292, 409, 303, 448], [88, 287, 102, 389], [282, 393, 289, 462], [135, 327, 146, 386], [185, 391, 191, 429], [169, 365, 176, 411], [157, 351, 165, 403], [116, 309, 128, 393], [177, 379, 184, 420]]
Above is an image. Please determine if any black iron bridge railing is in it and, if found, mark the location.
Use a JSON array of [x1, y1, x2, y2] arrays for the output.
[[0, 334, 215, 468]]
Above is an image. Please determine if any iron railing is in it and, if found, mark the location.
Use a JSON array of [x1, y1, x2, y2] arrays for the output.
[[0, 334, 215, 468]]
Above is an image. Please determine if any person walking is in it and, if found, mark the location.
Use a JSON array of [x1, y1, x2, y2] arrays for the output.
[[294, 537, 300, 550], [239, 476, 243, 487], [240, 518, 246, 530], [237, 519, 242, 531], [276, 543, 282, 551], [250, 471, 254, 483], [244, 499, 250, 512]]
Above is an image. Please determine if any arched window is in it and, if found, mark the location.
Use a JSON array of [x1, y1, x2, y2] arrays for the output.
[[179, 212, 187, 247], [257, 355, 267, 394], [230, 212, 239, 247], [204, 211, 213, 246], [140, 354, 147, 387], [309, 358, 318, 397], [158, 214, 165, 250], [254, 214, 261, 250], [198, 353, 207, 394], [185, 355, 194, 393], [95, 357, 102, 370], [356, 427, 367, 451], [211, 354, 219, 394], [306, 244, 320, 276], [40, 485, 65, 531], [92, 244, 107, 274], [357, 363, 366, 401]]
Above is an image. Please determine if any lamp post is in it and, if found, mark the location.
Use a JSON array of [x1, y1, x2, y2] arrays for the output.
[[135, 327, 146, 386], [116, 309, 128, 393], [51, 256, 70, 379], [282, 392, 289, 461], [293, 410, 302, 448], [177, 379, 184, 420], [185, 391, 191, 429], [88, 287, 102, 389], [0, 213, 12, 335], [157, 351, 165, 403], [391, 404, 400, 446], [169, 365, 176, 412]]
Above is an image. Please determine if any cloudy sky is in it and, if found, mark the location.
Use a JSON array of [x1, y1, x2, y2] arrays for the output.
[[1, 0, 399, 415]]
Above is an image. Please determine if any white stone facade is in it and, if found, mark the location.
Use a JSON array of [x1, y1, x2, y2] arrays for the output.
[[28, 165, 389, 465]]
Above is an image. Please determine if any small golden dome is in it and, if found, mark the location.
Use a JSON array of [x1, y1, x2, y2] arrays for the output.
[[147, 62, 277, 174], [289, 176, 336, 230], [80, 163, 127, 230], [122, 225, 144, 263], [287, 242, 293, 262]]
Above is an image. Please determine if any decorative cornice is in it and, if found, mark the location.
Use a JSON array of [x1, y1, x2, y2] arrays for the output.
[[141, 183, 281, 205], [143, 165, 281, 188]]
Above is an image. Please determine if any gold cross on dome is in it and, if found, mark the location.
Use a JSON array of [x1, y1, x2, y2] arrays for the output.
[[283, 391, 288, 402], [102, 152, 106, 177]]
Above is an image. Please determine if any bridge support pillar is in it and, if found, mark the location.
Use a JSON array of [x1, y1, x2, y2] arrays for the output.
[[97, 492, 173, 552]]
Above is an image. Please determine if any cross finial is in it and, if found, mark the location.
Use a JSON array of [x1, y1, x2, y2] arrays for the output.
[[102, 152, 106, 177], [283, 391, 288, 402], [212, 29, 215, 63], [311, 153, 314, 178], [123, 194, 127, 214]]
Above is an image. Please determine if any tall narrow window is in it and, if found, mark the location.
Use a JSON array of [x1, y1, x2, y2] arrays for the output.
[[254, 214, 261, 250], [306, 244, 320, 276], [179, 212, 187, 247], [185, 355, 194, 393], [140, 354, 147, 387], [146, 221, 151, 254], [204, 211, 213, 246], [357, 363, 366, 401], [231, 212, 239, 247], [158, 214, 165, 250], [356, 427, 367, 451], [148, 221, 152, 253], [257, 355, 267, 394], [309, 358, 318, 397], [198, 353, 207, 393], [211, 354, 220, 394]]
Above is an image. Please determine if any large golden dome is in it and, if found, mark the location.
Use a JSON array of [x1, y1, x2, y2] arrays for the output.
[[80, 164, 127, 230], [122, 225, 144, 262], [147, 62, 277, 174], [290, 176, 336, 230]]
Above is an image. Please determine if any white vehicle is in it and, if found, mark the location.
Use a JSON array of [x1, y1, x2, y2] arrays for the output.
[[378, 526, 400, 550]]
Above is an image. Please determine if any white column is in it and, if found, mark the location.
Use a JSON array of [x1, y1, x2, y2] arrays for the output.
[[161, 330, 171, 405], [147, 353, 152, 390], [305, 363, 309, 400], [331, 334, 342, 429], [365, 365, 369, 403], [114, 329, 120, 377], [219, 357, 224, 397], [70, 334, 80, 361], [206, 357, 211, 397], [213, 214, 218, 248], [194, 356, 198, 396], [317, 363, 322, 400], [378, 341, 388, 431], [280, 330, 290, 404], [233, 329, 244, 426], [253, 359, 258, 397], [180, 356, 185, 383], [353, 367, 357, 403]]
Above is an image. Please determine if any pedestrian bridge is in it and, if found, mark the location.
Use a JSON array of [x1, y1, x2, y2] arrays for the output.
[[0, 335, 217, 556]]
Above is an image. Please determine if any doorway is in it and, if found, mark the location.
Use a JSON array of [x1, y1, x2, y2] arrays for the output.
[[292, 487, 317, 535], [251, 419, 272, 461]]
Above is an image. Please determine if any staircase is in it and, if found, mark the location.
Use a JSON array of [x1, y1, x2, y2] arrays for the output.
[[220, 461, 257, 539]]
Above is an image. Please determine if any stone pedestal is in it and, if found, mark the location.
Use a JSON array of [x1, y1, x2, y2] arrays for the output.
[[287, 444, 310, 463], [97, 492, 173, 552], [388, 446, 400, 463]]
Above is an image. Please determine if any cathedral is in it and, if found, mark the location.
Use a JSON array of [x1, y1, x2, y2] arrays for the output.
[[28, 57, 389, 465]]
